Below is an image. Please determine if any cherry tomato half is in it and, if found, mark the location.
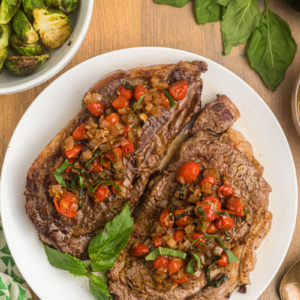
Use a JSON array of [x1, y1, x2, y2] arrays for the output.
[[174, 207, 192, 227], [153, 256, 169, 270], [73, 123, 87, 140], [121, 140, 134, 155], [53, 193, 78, 218], [87, 102, 106, 117], [129, 243, 149, 257], [217, 253, 228, 268], [160, 92, 170, 108], [111, 183, 121, 195], [102, 160, 111, 170], [218, 185, 236, 199], [105, 113, 120, 124], [159, 208, 174, 228], [153, 236, 163, 248], [189, 233, 206, 247], [170, 273, 189, 284], [64, 144, 83, 159], [123, 125, 130, 136], [89, 158, 103, 173], [112, 96, 129, 110], [195, 201, 219, 222], [168, 257, 184, 275], [117, 85, 133, 100], [207, 222, 219, 234], [215, 215, 235, 231], [202, 196, 221, 211], [134, 83, 151, 101], [199, 174, 219, 186], [94, 184, 110, 203], [174, 230, 185, 243], [169, 80, 188, 101], [226, 196, 244, 217], [104, 147, 122, 162], [176, 161, 200, 184]]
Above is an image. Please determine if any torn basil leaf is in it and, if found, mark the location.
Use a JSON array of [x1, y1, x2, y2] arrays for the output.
[[186, 252, 201, 274], [145, 247, 187, 261], [162, 90, 177, 108], [54, 160, 73, 191], [89, 180, 121, 194], [194, 0, 221, 25], [206, 261, 229, 287]]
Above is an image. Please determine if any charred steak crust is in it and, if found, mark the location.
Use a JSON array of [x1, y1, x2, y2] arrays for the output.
[[107, 95, 272, 300], [25, 61, 208, 259]]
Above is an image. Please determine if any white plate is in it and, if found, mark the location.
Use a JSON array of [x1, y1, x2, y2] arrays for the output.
[[0, 0, 94, 95], [0, 47, 297, 300]]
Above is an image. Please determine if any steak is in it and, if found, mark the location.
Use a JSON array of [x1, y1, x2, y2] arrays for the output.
[[25, 61, 208, 259], [107, 95, 272, 299]]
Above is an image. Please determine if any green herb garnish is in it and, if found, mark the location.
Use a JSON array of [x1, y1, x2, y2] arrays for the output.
[[169, 200, 176, 221], [145, 247, 187, 261], [53, 160, 73, 191], [179, 184, 185, 199], [71, 175, 84, 190], [206, 260, 229, 287], [217, 211, 234, 218], [162, 90, 177, 108], [89, 180, 122, 194], [197, 206, 207, 220], [186, 252, 201, 274], [174, 209, 194, 221]]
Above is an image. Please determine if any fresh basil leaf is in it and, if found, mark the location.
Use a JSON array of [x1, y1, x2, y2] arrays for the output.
[[247, 6, 297, 90], [91, 257, 117, 273], [43, 243, 88, 277], [197, 206, 207, 220], [206, 261, 229, 287], [89, 274, 111, 300], [54, 160, 73, 191], [162, 90, 177, 108], [217, 0, 232, 5], [90, 180, 122, 194], [179, 184, 185, 199], [145, 247, 187, 261], [88, 203, 133, 262], [186, 252, 201, 274], [174, 210, 194, 221], [71, 175, 84, 190], [154, 0, 191, 8], [221, 0, 261, 55], [217, 211, 234, 218], [194, 0, 221, 25]]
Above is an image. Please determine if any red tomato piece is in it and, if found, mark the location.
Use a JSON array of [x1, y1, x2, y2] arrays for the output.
[[202, 196, 222, 211], [53, 193, 78, 218], [105, 113, 120, 124], [65, 158, 75, 173], [121, 140, 134, 155], [169, 80, 188, 101], [218, 185, 236, 199], [64, 144, 83, 159], [129, 243, 149, 257], [195, 202, 219, 222], [104, 147, 122, 162], [111, 184, 121, 195], [207, 222, 219, 234], [159, 208, 174, 228], [94, 184, 110, 203], [87, 102, 106, 117], [215, 215, 235, 231], [168, 257, 184, 275], [217, 253, 228, 268], [89, 158, 103, 173], [189, 233, 206, 247], [226, 196, 244, 217], [117, 85, 133, 100], [102, 160, 111, 170], [199, 174, 219, 186], [153, 236, 163, 247], [170, 274, 189, 284], [174, 230, 185, 242], [153, 255, 169, 270], [160, 92, 170, 108], [112, 96, 129, 110], [174, 207, 191, 227], [123, 125, 130, 136], [134, 83, 149, 101], [73, 123, 87, 140], [176, 161, 200, 184]]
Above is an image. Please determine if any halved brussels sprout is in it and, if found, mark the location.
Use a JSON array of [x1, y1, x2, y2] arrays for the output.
[[22, 0, 45, 21], [45, 0, 78, 14], [33, 8, 71, 51], [5, 54, 50, 76], [0, 24, 11, 49], [0, 0, 22, 24], [0, 48, 9, 74], [12, 10, 39, 44], [10, 34, 43, 56]]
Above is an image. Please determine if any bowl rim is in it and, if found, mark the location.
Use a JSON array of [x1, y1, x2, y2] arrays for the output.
[[0, 0, 94, 95]]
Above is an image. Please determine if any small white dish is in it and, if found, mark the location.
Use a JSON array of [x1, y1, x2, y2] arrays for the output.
[[0, 47, 297, 300], [0, 0, 94, 95]]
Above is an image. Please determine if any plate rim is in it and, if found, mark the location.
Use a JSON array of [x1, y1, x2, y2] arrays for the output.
[[0, 46, 297, 299]]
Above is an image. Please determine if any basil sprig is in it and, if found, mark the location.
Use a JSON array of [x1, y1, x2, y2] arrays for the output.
[[86, 148, 117, 168], [145, 247, 187, 261], [162, 90, 177, 108], [71, 175, 84, 190], [43, 203, 134, 300], [53, 159, 72, 190], [186, 252, 201, 274], [206, 260, 229, 287], [89, 180, 122, 194]]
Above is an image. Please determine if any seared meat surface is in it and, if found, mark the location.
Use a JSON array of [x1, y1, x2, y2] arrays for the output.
[[107, 95, 272, 299], [25, 61, 207, 259]]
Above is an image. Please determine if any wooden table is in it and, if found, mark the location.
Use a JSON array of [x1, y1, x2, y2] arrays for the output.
[[0, 0, 299, 299]]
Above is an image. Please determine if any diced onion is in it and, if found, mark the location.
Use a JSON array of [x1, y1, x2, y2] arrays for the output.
[[65, 136, 74, 151], [139, 113, 148, 121], [190, 270, 201, 279], [213, 246, 224, 256], [48, 185, 62, 197], [159, 200, 169, 208], [167, 238, 177, 249], [84, 92, 103, 104], [167, 227, 175, 236]]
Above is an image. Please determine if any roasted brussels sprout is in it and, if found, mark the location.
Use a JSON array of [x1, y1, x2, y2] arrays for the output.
[[0, 48, 9, 74], [0, 0, 22, 24], [33, 8, 71, 51], [45, 0, 78, 14], [10, 34, 43, 56], [5, 54, 50, 76], [22, 0, 44, 21], [0, 23, 11, 49], [12, 10, 39, 44]]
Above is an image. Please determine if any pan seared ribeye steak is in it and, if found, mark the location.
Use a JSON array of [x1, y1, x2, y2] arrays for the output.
[[107, 95, 272, 299], [25, 61, 208, 259]]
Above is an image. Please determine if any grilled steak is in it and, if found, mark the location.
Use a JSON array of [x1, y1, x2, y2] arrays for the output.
[[107, 95, 272, 299], [25, 61, 208, 259]]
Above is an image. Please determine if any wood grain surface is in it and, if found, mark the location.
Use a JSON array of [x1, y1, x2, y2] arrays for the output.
[[0, 0, 299, 299]]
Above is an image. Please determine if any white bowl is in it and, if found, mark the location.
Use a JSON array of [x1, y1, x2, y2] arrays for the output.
[[0, 1, 94, 95]]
